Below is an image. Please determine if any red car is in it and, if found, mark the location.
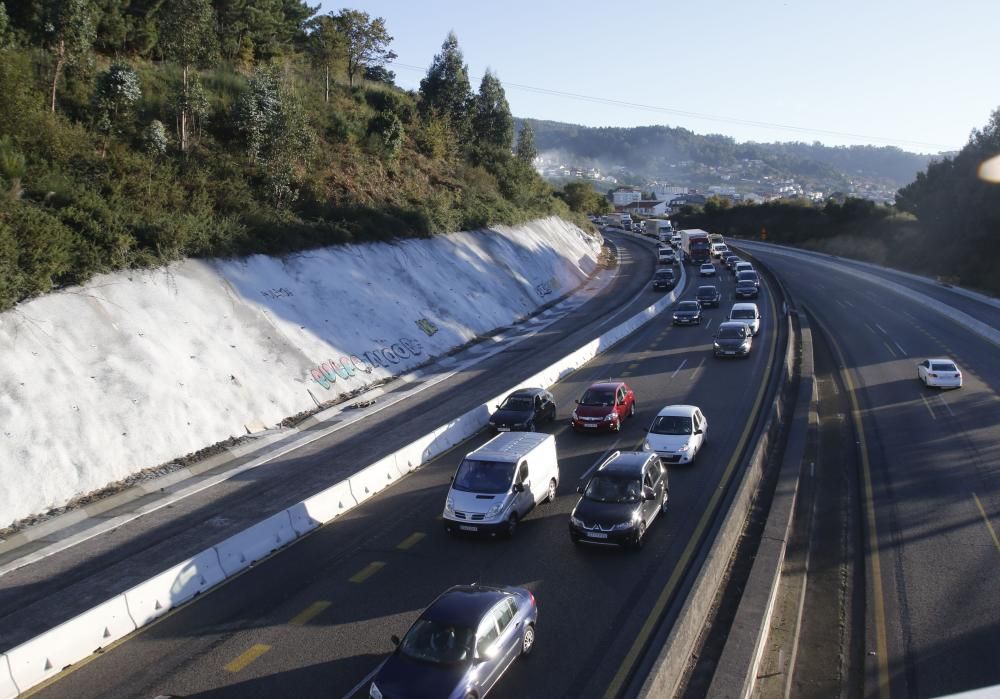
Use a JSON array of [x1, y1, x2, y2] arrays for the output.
[[571, 381, 636, 433]]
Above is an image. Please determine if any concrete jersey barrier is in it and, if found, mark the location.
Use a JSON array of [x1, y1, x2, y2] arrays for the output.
[[0, 239, 683, 697]]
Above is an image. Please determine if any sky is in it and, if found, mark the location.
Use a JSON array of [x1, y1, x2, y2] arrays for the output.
[[318, 0, 999, 154]]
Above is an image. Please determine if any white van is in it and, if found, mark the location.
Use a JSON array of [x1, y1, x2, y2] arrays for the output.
[[711, 243, 729, 258], [729, 302, 761, 335], [443, 432, 559, 537]]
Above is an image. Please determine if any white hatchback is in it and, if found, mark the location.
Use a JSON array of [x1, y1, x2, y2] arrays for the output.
[[917, 358, 963, 389], [699, 263, 716, 276], [643, 405, 708, 465]]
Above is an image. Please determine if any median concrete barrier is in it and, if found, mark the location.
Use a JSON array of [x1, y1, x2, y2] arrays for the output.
[[6, 595, 136, 694], [348, 454, 405, 505], [287, 481, 357, 534], [213, 511, 296, 577], [1, 654, 17, 699], [123, 548, 227, 627]]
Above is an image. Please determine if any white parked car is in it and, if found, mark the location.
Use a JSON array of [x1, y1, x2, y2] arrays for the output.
[[728, 303, 761, 335], [643, 405, 708, 465], [917, 358, 963, 389], [699, 263, 716, 276]]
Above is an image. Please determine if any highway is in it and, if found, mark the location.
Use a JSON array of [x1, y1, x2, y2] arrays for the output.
[[29, 247, 782, 698], [740, 243, 1000, 699]]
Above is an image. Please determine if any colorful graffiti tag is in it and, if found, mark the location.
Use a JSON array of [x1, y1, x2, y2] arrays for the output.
[[309, 337, 424, 390]]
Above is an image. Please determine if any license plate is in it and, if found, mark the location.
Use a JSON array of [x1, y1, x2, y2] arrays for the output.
[[459, 525, 478, 532], [497, 427, 510, 432], [583, 423, 598, 428], [586, 532, 608, 539]]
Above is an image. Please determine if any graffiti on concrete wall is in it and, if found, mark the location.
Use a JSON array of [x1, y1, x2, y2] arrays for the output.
[[415, 318, 438, 336], [261, 287, 294, 300], [309, 337, 424, 390]]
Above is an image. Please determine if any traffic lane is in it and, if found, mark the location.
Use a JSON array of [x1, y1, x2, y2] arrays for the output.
[[757, 251, 1000, 697], [0, 231, 665, 649], [736, 240, 1000, 333], [33, 265, 778, 699]]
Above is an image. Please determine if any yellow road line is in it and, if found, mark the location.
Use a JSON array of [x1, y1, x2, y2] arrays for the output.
[[602, 281, 779, 699], [824, 321, 891, 699], [349, 561, 385, 583], [397, 532, 426, 550], [289, 600, 331, 626], [973, 493, 1000, 553], [627, 362, 640, 369], [224, 644, 271, 673], [621, 371, 632, 377]]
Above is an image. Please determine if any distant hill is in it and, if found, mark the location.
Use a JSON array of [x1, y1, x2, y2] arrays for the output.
[[519, 119, 935, 193]]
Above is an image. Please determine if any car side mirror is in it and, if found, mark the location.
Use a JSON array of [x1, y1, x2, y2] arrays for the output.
[[391, 634, 400, 646], [695, 429, 703, 435], [577, 485, 585, 494], [574, 399, 580, 405], [513, 483, 525, 493]]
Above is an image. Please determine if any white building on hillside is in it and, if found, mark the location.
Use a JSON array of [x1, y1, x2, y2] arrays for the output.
[[612, 187, 643, 206]]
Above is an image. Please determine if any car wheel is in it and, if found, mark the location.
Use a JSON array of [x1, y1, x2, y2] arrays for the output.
[[545, 478, 557, 503], [520, 623, 536, 656], [526, 420, 535, 432], [661, 487, 669, 513], [632, 521, 646, 550], [505, 513, 519, 538]]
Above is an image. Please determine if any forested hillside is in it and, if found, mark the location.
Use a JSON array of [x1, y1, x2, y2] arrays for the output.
[[0, 1, 569, 311], [525, 119, 933, 189]]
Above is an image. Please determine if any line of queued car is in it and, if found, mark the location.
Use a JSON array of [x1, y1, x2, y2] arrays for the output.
[[370, 238, 746, 698]]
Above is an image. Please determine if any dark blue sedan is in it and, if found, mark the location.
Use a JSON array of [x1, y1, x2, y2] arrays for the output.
[[370, 584, 537, 699]]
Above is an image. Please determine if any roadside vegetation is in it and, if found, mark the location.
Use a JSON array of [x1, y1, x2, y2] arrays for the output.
[[0, 1, 590, 312], [676, 109, 1000, 294]]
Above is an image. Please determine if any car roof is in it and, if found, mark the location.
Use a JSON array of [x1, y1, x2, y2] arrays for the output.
[[598, 450, 654, 476], [422, 585, 510, 626], [731, 303, 758, 311], [508, 387, 546, 398], [697, 285, 718, 291], [736, 279, 756, 285], [654, 404, 699, 417], [927, 358, 957, 364], [677, 300, 700, 306], [587, 381, 626, 391]]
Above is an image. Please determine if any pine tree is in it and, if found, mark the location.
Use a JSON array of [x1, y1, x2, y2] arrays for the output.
[[472, 69, 513, 151], [516, 120, 537, 165], [159, 0, 217, 152], [418, 31, 472, 141]]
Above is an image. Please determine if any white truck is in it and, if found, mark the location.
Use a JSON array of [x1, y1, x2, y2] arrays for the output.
[[443, 432, 560, 537]]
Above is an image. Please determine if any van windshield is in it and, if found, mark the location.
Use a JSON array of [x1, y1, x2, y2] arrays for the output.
[[452, 459, 514, 494]]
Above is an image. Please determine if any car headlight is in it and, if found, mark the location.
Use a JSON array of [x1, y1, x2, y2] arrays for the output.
[[487, 502, 505, 517], [570, 514, 584, 527], [604, 413, 616, 421], [444, 496, 455, 514], [571, 410, 578, 420], [676, 444, 689, 452], [713, 342, 721, 349], [643, 441, 652, 451], [612, 519, 636, 531], [672, 314, 680, 320], [741, 341, 751, 349], [370, 682, 383, 699]]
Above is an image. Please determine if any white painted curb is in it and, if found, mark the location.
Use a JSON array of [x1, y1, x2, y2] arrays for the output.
[[1, 654, 17, 699], [0, 243, 683, 696]]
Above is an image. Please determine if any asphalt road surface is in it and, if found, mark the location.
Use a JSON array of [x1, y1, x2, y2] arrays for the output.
[[742, 242, 1000, 699], [31, 252, 781, 698]]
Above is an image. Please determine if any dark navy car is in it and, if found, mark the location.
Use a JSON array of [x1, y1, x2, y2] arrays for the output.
[[695, 285, 721, 308], [370, 584, 537, 699], [652, 268, 676, 291], [569, 451, 668, 549], [672, 300, 703, 325], [488, 388, 556, 432]]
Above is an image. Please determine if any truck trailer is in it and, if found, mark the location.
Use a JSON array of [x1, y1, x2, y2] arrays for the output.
[[680, 229, 712, 265]]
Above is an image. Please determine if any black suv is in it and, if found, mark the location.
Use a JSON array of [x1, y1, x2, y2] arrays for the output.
[[695, 285, 721, 307], [569, 451, 668, 549], [652, 268, 676, 291]]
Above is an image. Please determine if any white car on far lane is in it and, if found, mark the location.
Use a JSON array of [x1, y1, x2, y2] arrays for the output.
[[643, 405, 708, 465], [699, 263, 716, 277], [917, 358, 963, 389]]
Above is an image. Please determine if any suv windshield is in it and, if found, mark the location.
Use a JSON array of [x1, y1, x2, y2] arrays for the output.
[[399, 619, 475, 665], [499, 396, 532, 411], [579, 388, 615, 406], [649, 415, 693, 435], [584, 474, 642, 504], [677, 302, 699, 312], [452, 459, 514, 494]]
